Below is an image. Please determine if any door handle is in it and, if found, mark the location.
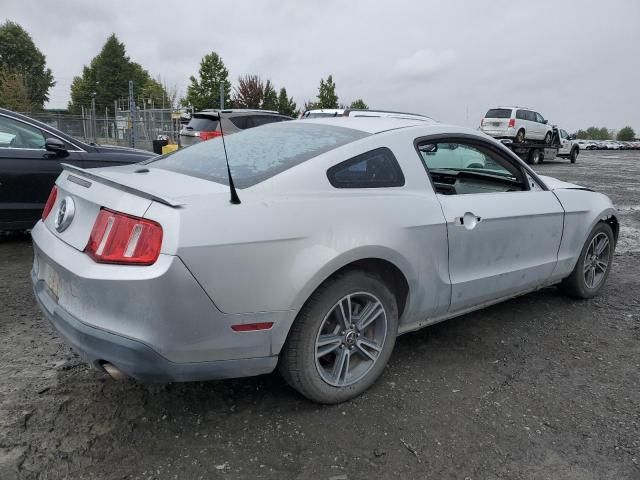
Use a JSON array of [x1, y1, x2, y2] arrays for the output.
[[455, 212, 482, 230]]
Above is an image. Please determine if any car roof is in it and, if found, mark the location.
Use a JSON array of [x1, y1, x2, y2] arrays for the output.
[[295, 117, 485, 137], [195, 109, 283, 117], [488, 106, 535, 111]]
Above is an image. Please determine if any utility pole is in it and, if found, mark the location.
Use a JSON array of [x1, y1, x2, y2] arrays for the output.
[[220, 84, 224, 110], [129, 80, 136, 148], [81, 105, 87, 140], [91, 94, 97, 143]]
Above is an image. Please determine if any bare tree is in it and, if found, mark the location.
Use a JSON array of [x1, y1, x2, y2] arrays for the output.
[[233, 74, 264, 109]]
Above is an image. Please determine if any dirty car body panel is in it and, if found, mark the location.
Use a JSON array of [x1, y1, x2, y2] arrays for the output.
[[30, 118, 618, 383]]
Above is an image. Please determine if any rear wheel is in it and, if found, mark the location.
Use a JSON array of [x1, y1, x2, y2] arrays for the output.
[[279, 270, 398, 404], [570, 147, 578, 163], [529, 149, 543, 165], [544, 131, 553, 144], [515, 129, 525, 143], [560, 222, 614, 299]]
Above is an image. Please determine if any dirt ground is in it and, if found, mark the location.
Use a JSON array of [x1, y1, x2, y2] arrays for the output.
[[1, 150, 639, 480]]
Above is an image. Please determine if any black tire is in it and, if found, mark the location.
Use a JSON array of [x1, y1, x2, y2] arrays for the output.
[[560, 222, 614, 299], [544, 131, 553, 144], [529, 149, 543, 165], [279, 269, 398, 404], [515, 129, 525, 143], [570, 147, 578, 163]]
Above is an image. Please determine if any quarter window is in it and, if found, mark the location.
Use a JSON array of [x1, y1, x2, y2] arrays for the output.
[[0, 115, 46, 149], [327, 147, 405, 188], [416, 141, 526, 195]]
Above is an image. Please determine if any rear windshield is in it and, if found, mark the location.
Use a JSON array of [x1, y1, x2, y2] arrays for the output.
[[304, 112, 341, 118], [185, 115, 219, 132], [484, 109, 512, 119], [150, 122, 369, 188]]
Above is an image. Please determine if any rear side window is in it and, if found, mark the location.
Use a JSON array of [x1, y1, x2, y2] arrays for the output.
[[327, 147, 404, 188], [516, 110, 526, 120], [228, 116, 249, 129], [485, 109, 512, 119], [186, 115, 219, 132], [251, 115, 284, 127], [150, 122, 369, 188]]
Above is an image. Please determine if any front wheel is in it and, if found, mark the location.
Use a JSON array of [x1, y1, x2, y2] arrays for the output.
[[279, 270, 398, 403], [560, 222, 614, 299], [544, 131, 553, 144], [515, 129, 525, 143], [570, 147, 578, 163]]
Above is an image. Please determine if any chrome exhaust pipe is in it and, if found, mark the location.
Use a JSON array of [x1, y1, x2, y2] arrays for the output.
[[102, 362, 128, 381]]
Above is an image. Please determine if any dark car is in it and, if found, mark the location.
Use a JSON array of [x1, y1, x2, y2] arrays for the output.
[[179, 109, 292, 146], [0, 108, 155, 231]]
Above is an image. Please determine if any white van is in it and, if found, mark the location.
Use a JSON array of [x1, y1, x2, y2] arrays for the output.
[[480, 107, 554, 144]]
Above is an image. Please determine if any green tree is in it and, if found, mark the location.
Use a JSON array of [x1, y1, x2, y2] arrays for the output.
[[317, 75, 339, 108], [0, 69, 37, 111], [617, 126, 635, 141], [349, 99, 368, 109], [184, 52, 231, 111], [277, 87, 297, 117], [0, 20, 55, 109], [574, 129, 588, 139], [262, 80, 278, 111], [68, 34, 162, 113]]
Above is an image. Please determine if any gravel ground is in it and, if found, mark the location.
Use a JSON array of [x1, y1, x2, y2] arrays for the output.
[[1, 150, 639, 480]]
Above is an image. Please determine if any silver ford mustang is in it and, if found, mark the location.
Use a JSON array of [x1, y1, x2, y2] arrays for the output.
[[31, 118, 618, 403]]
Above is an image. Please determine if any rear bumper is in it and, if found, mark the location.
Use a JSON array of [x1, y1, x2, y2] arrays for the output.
[[30, 220, 289, 382], [32, 273, 277, 382], [480, 126, 515, 138]]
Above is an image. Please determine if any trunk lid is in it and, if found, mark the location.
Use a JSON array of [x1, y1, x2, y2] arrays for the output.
[[45, 164, 230, 252]]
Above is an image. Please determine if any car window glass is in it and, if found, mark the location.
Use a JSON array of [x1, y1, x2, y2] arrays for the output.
[[327, 147, 404, 188], [417, 141, 525, 195], [151, 122, 369, 188], [252, 115, 282, 127], [186, 115, 219, 132], [229, 116, 250, 129], [535, 113, 544, 123], [0, 115, 46, 149], [485, 109, 512, 119], [524, 111, 534, 121], [516, 110, 526, 120], [560, 130, 567, 139]]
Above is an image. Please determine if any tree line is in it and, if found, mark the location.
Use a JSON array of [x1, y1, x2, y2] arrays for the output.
[[0, 21, 368, 117], [574, 126, 636, 142]]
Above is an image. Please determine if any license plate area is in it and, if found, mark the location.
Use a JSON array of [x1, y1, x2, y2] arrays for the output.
[[40, 260, 62, 302]]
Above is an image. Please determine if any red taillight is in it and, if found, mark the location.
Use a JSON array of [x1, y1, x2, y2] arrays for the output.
[[200, 130, 222, 141], [508, 118, 516, 128], [84, 208, 163, 265], [42, 186, 58, 220], [231, 322, 274, 332]]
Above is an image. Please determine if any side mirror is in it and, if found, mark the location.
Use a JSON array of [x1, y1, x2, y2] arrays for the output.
[[543, 119, 548, 124], [568, 135, 576, 140], [45, 137, 68, 156]]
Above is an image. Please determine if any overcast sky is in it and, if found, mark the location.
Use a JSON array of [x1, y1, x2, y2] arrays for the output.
[[4, 0, 639, 132]]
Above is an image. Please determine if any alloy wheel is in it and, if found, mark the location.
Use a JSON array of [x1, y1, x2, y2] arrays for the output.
[[314, 292, 388, 387], [583, 232, 610, 289]]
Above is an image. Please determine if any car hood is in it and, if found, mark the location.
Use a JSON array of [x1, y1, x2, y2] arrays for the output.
[[537, 175, 591, 191]]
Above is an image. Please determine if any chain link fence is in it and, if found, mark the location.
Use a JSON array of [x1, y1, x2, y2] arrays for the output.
[[23, 107, 184, 153]]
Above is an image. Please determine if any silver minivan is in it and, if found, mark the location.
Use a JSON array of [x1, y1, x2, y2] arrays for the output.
[[480, 107, 554, 144]]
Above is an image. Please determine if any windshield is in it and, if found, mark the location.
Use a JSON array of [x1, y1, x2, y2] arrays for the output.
[[304, 112, 341, 118], [184, 115, 219, 132], [150, 122, 369, 188], [484, 109, 512, 119]]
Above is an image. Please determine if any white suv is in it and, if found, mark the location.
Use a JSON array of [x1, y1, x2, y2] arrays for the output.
[[480, 107, 554, 144]]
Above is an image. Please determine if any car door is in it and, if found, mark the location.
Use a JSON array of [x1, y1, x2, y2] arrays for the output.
[[534, 112, 548, 139], [558, 130, 571, 154], [0, 114, 83, 229], [522, 110, 538, 139], [416, 137, 564, 311]]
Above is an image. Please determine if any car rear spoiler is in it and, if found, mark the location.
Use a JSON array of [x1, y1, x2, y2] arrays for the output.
[[60, 163, 184, 208]]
